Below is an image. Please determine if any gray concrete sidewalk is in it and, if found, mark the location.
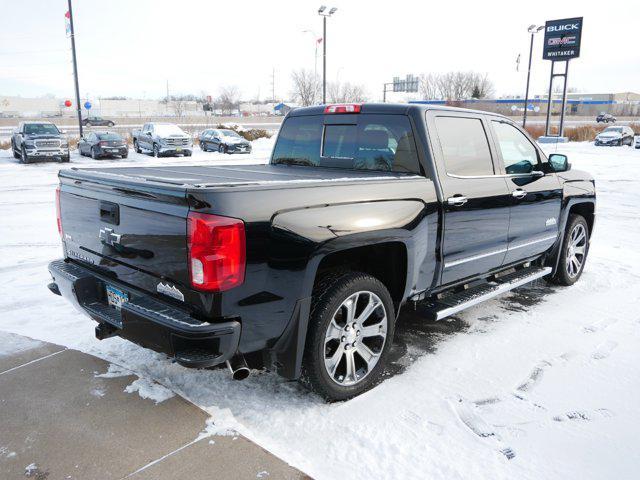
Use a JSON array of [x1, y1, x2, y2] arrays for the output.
[[0, 331, 308, 480]]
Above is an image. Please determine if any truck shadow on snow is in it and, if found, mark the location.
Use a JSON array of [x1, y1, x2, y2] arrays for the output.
[[384, 280, 557, 378]]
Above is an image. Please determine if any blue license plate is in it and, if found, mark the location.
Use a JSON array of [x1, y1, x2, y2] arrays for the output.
[[106, 285, 128, 310]]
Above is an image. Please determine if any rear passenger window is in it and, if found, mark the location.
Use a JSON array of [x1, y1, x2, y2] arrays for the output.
[[435, 117, 494, 176]]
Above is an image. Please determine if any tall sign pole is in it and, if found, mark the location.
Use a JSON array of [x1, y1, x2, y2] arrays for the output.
[[66, 0, 83, 138], [542, 17, 583, 139]]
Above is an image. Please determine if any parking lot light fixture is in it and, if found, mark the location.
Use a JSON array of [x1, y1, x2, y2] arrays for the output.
[[523, 24, 545, 128]]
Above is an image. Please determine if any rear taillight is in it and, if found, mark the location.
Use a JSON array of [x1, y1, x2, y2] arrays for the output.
[[187, 212, 245, 292], [55, 186, 63, 237], [324, 104, 361, 114]]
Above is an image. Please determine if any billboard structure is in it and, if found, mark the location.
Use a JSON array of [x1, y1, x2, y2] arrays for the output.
[[542, 17, 584, 138], [383, 74, 418, 102]]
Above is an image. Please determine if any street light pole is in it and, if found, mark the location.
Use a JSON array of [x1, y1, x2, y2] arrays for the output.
[[523, 25, 544, 129], [318, 6, 337, 105], [322, 15, 326, 103], [67, 0, 83, 138]]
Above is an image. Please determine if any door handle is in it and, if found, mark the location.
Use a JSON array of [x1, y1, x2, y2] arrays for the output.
[[447, 195, 468, 206], [512, 189, 527, 199]]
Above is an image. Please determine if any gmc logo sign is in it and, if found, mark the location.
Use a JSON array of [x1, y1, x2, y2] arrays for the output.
[[543, 17, 583, 61]]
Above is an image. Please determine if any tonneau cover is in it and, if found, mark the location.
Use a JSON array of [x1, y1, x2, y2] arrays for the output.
[[61, 164, 420, 190]]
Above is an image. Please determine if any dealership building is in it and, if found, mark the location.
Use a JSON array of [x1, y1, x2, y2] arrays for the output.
[[411, 92, 640, 117]]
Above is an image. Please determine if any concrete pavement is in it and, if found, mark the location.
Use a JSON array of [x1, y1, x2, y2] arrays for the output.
[[0, 331, 308, 480]]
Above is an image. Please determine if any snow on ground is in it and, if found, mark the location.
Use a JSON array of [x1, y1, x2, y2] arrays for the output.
[[1, 140, 639, 479]]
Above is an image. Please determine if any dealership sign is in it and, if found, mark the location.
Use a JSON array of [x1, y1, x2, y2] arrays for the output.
[[543, 17, 583, 60]]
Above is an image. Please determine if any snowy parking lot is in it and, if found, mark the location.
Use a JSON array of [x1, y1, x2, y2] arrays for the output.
[[1, 140, 639, 479]]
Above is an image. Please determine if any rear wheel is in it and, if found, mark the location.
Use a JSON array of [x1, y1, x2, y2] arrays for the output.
[[301, 272, 395, 401], [547, 214, 589, 286]]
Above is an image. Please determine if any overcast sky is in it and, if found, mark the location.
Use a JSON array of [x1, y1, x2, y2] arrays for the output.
[[0, 0, 637, 102]]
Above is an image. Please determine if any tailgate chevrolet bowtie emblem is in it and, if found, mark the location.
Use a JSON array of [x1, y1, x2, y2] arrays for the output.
[[99, 227, 122, 246]]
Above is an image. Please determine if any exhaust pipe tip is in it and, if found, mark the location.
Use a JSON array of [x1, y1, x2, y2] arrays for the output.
[[226, 355, 250, 381]]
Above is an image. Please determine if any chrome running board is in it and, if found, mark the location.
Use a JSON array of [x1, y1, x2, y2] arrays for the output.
[[418, 266, 552, 321]]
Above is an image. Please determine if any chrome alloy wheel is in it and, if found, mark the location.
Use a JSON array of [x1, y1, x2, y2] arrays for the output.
[[566, 223, 587, 278], [323, 290, 388, 386]]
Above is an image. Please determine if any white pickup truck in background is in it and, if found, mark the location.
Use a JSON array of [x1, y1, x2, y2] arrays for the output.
[[132, 122, 193, 157]]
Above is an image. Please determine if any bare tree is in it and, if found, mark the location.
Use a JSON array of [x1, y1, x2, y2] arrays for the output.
[[217, 85, 240, 115], [471, 73, 495, 99], [327, 81, 368, 103], [418, 74, 440, 100], [172, 99, 186, 117], [419, 71, 495, 101], [290, 69, 321, 106]]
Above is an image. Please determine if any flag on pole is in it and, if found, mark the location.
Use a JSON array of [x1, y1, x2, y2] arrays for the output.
[[317, 37, 323, 44], [65, 10, 71, 37]]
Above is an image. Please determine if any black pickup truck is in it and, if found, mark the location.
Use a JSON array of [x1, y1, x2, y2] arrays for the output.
[[48, 103, 595, 401]]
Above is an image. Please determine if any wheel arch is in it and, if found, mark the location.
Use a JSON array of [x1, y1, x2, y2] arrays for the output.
[[547, 198, 595, 275]]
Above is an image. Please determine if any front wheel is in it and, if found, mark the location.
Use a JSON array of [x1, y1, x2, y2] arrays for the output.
[[301, 272, 395, 401], [91, 147, 98, 160], [218, 144, 226, 154], [134, 140, 141, 154], [547, 214, 589, 286], [153, 144, 160, 158]]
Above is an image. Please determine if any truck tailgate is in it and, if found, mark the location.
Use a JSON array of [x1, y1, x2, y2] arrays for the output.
[[58, 171, 191, 295]]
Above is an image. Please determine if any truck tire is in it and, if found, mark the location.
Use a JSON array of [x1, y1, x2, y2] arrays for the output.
[[91, 147, 98, 160], [12, 141, 20, 159], [548, 214, 589, 286], [21, 147, 30, 164], [301, 271, 395, 401], [153, 144, 160, 158], [218, 144, 226, 154], [134, 140, 141, 154]]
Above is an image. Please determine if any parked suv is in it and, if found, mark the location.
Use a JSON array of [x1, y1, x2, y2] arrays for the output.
[[78, 131, 128, 159], [200, 129, 252, 154], [596, 113, 616, 123], [49, 103, 595, 401], [595, 126, 635, 146], [11, 122, 70, 163], [132, 123, 193, 157], [82, 116, 115, 127]]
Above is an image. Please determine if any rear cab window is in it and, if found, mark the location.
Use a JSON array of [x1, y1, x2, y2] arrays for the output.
[[272, 113, 422, 175]]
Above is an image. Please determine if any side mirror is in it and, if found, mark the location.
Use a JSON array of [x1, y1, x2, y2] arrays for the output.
[[548, 154, 570, 172], [146, 131, 152, 136]]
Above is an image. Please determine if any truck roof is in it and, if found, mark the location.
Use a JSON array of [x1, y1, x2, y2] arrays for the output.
[[288, 102, 508, 119]]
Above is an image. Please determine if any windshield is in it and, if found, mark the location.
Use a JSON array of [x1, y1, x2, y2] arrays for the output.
[[155, 124, 186, 136], [24, 124, 60, 135], [603, 127, 622, 133], [221, 129, 241, 138], [98, 133, 122, 141]]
